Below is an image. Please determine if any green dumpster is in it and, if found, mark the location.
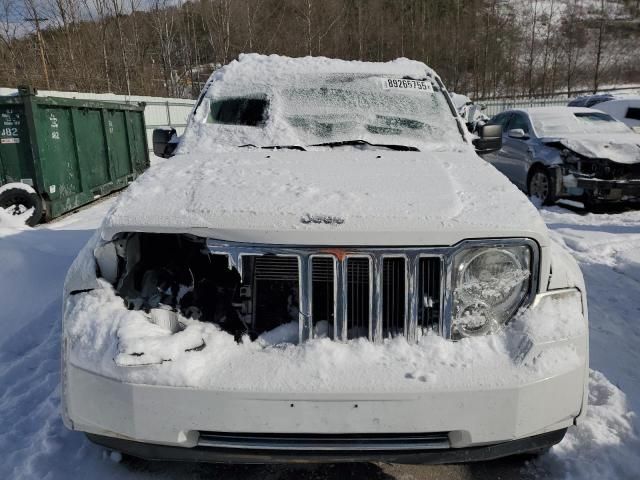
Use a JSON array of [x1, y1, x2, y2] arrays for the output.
[[0, 87, 149, 225]]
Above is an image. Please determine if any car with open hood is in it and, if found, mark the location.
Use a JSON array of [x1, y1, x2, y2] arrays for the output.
[[61, 54, 588, 464], [483, 106, 640, 206]]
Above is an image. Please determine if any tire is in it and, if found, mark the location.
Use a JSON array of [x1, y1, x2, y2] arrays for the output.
[[0, 186, 44, 226], [527, 167, 558, 206]]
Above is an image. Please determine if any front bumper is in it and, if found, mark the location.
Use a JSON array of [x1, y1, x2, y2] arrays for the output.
[[64, 354, 584, 462], [63, 288, 588, 463], [86, 428, 567, 464], [576, 177, 640, 201]]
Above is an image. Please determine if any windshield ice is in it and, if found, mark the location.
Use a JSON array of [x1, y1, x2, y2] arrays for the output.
[[532, 111, 630, 137], [201, 74, 464, 151]]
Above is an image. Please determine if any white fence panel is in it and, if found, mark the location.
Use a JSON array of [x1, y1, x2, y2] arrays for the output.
[[480, 97, 569, 117]]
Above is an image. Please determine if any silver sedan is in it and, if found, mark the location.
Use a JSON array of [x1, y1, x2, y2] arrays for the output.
[[481, 107, 640, 206]]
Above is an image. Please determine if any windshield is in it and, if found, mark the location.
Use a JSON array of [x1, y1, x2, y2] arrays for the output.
[[532, 111, 630, 136], [204, 75, 463, 150]]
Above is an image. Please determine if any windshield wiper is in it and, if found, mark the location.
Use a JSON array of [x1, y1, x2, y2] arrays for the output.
[[310, 139, 419, 151], [239, 144, 307, 151]]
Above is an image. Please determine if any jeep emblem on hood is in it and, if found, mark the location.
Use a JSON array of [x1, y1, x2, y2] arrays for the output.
[[301, 213, 345, 225]]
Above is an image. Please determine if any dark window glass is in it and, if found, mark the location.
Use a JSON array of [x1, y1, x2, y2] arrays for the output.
[[507, 113, 529, 133], [573, 112, 616, 122], [209, 97, 268, 126], [625, 107, 640, 121], [490, 113, 511, 129]]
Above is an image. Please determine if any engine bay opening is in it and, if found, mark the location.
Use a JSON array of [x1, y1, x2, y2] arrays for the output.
[[99, 233, 301, 342]]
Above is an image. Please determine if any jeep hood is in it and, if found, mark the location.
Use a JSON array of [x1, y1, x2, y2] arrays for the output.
[[540, 133, 640, 165], [102, 149, 548, 247]]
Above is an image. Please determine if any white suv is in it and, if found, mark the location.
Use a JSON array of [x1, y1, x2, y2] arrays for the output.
[[62, 54, 588, 464]]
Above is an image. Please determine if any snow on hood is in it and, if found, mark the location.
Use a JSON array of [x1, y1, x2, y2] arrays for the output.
[[101, 148, 548, 247], [541, 133, 640, 165]]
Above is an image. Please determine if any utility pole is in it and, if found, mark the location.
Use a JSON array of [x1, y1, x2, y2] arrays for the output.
[[593, 0, 606, 94], [24, 15, 51, 90]]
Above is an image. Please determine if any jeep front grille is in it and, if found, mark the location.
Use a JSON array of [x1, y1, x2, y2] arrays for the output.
[[207, 240, 444, 343]]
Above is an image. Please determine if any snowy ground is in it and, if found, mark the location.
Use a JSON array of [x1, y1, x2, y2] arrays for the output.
[[1, 199, 639, 479]]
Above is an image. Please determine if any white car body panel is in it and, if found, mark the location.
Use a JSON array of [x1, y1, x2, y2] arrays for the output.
[[595, 97, 640, 133]]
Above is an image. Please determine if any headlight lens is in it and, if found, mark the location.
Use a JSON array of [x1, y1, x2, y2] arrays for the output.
[[452, 246, 532, 338]]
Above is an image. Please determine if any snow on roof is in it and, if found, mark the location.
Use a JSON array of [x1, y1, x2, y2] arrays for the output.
[[599, 96, 640, 104], [204, 54, 436, 95]]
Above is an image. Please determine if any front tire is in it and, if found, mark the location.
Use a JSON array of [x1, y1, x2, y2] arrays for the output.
[[528, 167, 558, 206], [0, 185, 44, 226]]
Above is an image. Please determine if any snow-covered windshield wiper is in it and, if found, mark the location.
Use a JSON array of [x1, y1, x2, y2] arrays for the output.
[[310, 139, 419, 151], [240, 144, 307, 151]]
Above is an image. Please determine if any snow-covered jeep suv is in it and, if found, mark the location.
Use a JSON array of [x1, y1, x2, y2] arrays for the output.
[[62, 55, 588, 464]]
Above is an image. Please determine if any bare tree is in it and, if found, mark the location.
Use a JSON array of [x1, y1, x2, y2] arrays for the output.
[[0, 0, 20, 84], [23, 0, 51, 89], [0, 0, 636, 99], [593, 0, 606, 92], [527, 0, 539, 96]]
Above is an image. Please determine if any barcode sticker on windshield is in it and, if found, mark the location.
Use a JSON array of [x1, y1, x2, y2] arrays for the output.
[[382, 78, 433, 92]]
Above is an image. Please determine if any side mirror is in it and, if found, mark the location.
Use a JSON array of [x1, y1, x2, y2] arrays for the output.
[[508, 128, 528, 139], [152, 127, 177, 158], [473, 124, 502, 154]]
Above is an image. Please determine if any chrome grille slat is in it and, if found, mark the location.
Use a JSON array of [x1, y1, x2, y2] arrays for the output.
[[372, 256, 384, 342], [335, 257, 348, 341], [418, 257, 442, 334], [298, 255, 312, 342], [347, 258, 370, 339], [383, 258, 405, 338], [311, 257, 334, 327], [406, 254, 420, 342]]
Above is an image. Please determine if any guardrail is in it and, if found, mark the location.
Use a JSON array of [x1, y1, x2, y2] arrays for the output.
[[141, 100, 195, 152]]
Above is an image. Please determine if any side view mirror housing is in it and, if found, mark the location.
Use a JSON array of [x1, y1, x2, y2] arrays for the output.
[[152, 127, 178, 158], [473, 124, 502, 154], [508, 128, 529, 139]]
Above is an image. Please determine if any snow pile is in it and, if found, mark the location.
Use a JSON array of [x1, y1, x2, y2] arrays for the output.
[[530, 371, 640, 479], [101, 149, 547, 248], [613, 248, 640, 284], [0, 207, 32, 229], [0, 200, 116, 480], [529, 204, 640, 480], [64, 279, 584, 393]]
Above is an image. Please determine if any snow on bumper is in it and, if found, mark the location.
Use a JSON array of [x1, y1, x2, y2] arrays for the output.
[[62, 286, 588, 448]]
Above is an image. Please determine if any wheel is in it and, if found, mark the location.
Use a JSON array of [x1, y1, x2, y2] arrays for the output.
[[527, 167, 557, 206], [0, 185, 44, 226]]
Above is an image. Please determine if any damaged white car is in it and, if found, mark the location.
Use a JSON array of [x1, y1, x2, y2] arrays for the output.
[[62, 55, 588, 464], [483, 107, 640, 206]]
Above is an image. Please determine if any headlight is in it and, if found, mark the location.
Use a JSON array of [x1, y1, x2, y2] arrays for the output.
[[452, 245, 532, 338]]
